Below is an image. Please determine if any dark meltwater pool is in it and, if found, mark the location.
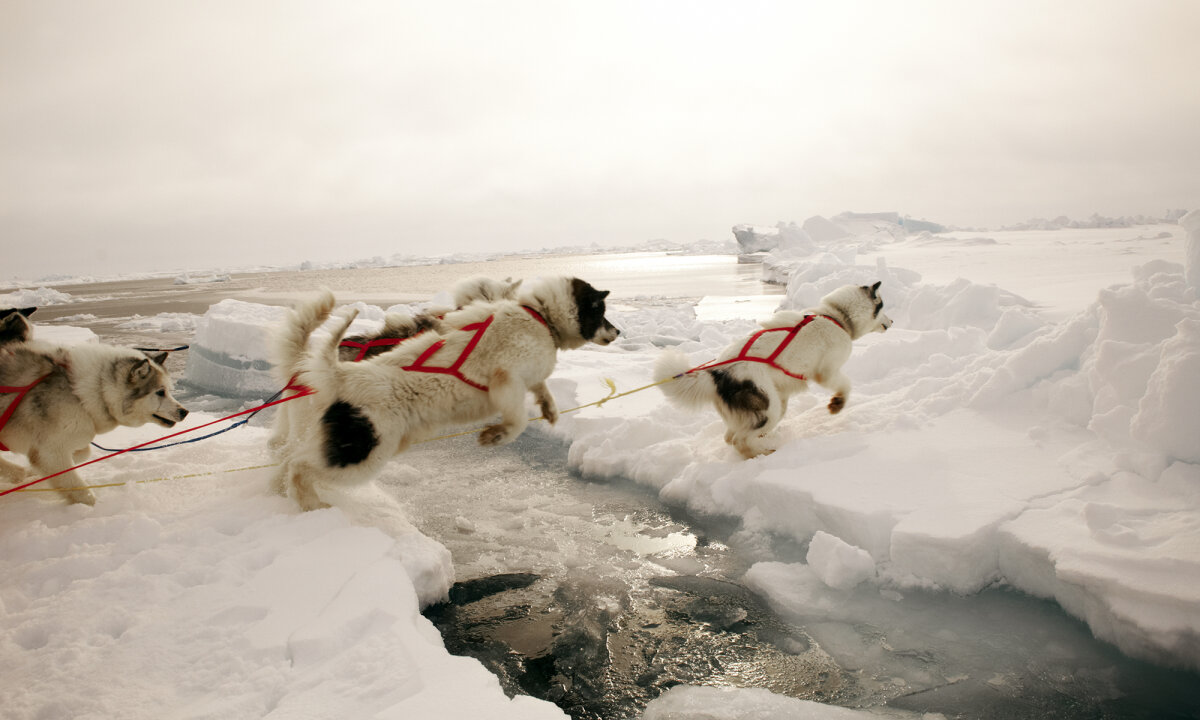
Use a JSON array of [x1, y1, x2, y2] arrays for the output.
[[389, 432, 1200, 720]]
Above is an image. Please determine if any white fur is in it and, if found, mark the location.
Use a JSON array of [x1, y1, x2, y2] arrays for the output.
[[0, 336, 188, 505], [268, 278, 525, 461], [656, 283, 892, 458], [270, 276, 618, 510]]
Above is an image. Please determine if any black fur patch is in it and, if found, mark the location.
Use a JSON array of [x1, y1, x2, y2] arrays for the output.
[[570, 278, 612, 340], [322, 400, 379, 467], [711, 368, 770, 429]]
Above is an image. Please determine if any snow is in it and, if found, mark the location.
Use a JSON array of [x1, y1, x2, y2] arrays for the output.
[[641, 685, 933, 719], [2, 213, 1198, 717]]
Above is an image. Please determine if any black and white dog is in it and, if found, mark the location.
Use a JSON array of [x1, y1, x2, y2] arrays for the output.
[[269, 276, 523, 456], [655, 282, 892, 458], [272, 277, 619, 510]]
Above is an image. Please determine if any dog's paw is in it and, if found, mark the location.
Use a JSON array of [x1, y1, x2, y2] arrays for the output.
[[478, 424, 513, 446], [540, 401, 559, 425], [828, 394, 845, 414], [65, 488, 97, 506]]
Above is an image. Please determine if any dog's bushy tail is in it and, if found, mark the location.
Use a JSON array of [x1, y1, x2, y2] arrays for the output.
[[297, 306, 359, 395], [654, 349, 715, 408], [273, 290, 336, 384]]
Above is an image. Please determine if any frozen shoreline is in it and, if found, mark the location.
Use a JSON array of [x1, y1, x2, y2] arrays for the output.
[[2, 216, 1198, 719]]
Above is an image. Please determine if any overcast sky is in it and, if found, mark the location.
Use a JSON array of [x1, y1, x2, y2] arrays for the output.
[[2, 1, 1198, 280]]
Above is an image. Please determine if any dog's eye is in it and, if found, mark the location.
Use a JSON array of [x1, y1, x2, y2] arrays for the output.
[[156, 389, 166, 398]]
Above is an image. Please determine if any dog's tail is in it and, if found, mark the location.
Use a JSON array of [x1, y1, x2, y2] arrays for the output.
[[296, 306, 360, 395], [273, 290, 336, 384], [654, 348, 716, 408]]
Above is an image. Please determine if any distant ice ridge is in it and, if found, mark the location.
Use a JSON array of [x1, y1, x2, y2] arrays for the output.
[[0, 287, 76, 307]]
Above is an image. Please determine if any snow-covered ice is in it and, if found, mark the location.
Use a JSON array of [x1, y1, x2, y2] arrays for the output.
[[2, 213, 1198, 718]]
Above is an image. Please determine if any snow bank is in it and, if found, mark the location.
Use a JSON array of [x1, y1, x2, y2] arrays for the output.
[[1182, 209, 1200, 298], [183, 299, 289, 397], [0, 417, 556, 720], [182, 299, 426, 398], [555, 242, 1200, 672]]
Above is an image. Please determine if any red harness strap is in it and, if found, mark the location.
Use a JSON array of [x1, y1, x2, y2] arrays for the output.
[[400, 307, 546, 392], [0, 372, 53, 452], [339, 337, 407, 362], [690, 314, 844, 381], [402, 316, 494, 392]]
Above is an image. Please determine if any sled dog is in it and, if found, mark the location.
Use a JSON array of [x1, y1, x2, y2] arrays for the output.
[[0, 320, 189, 505], [271, 276, 619, 510], [655, 282, 892, 458], [269, 276, 523, 455]]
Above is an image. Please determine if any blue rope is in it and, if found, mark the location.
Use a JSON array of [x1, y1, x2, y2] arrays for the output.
[[91, 386, 286, 454]]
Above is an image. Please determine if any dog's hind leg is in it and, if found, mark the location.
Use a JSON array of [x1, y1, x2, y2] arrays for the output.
[[479, 369, 528, 446], [285, 459, 330, 511], [28, 447, 96, 506], [0, 455, 27, 484], [530, 381, 558, 424]]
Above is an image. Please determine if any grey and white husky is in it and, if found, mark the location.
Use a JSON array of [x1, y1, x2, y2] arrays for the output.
[[655, 282, 892, 458], [0, 311, 189, 504]]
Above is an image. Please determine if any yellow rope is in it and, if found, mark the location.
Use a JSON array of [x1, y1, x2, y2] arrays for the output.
[[12, 463, 277, 493], [11, 374, 680, 494]]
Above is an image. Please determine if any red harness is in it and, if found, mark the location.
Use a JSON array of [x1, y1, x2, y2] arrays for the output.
[[0, 372, 53, 452], [690, 314, 844, 381], [339, 337, 407, 362], [400, 306, 547, 392]]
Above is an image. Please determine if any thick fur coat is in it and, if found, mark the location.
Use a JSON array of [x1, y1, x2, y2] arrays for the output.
[[655, 282, 892, 458], [271, 276, 619, 510], [0, 312, 189, 504], [269, 276, 522, 454]]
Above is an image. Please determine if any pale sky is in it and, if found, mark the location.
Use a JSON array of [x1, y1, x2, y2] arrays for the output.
[[2, 1, 1198, 280]]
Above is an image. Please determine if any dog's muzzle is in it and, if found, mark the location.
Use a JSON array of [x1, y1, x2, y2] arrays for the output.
[[154, 407, 189, 427], [594, 323, 620, 345]]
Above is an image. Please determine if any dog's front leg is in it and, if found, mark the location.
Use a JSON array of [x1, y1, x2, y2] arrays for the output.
[[479, 369, 528, 446], [821, 370, 851, 414], [28, 447, 96, 506], [530, 381, 558, 424]]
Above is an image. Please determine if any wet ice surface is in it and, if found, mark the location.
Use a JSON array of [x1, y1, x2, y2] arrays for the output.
[[391, 431, 1200, 719]]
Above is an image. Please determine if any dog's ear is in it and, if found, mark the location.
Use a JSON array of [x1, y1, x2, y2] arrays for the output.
[[866, 281, 881, 297], [129, 358, 153, 382], [19, 307, 36, 318], [146, 351, 170, 366]]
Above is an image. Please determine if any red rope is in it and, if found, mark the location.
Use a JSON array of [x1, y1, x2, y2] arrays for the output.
[[0, 385, 314, 499]]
